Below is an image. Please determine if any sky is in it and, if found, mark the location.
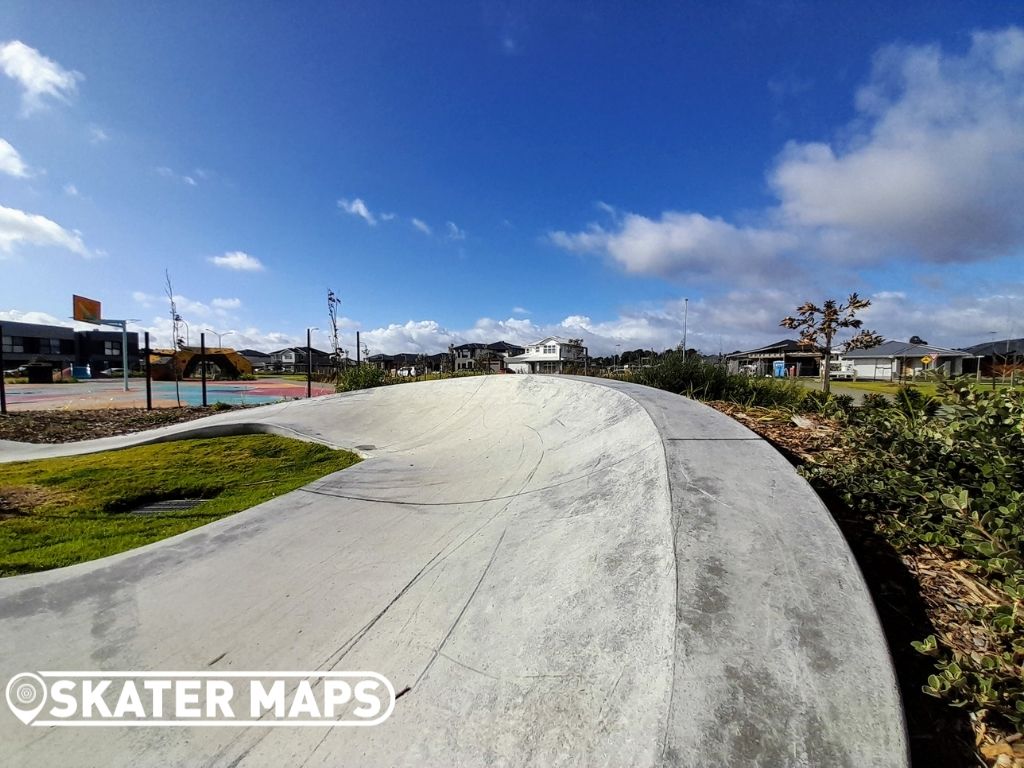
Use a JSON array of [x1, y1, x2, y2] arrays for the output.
[[0, 1, 1022, 356]]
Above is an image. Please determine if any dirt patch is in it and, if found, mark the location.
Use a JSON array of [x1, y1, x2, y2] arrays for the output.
[[0, 484, 75, 518], [0, 406, 255, 444]]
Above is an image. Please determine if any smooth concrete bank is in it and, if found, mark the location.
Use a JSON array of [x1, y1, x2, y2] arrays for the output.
[[0, 375, 907, 767]]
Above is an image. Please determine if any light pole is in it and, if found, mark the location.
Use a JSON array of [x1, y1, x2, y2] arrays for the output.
[[615, 343, 621, 371], [307, 327, 318, 398], [174, 315, 190, 347], [682, 297, 689, 354], [205, 328, 233, 347]]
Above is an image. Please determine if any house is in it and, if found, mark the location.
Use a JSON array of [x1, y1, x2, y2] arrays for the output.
[[960, 337, 1024, 379], [452, 341, 526, 372], [237, 348, 272, 371], [839, 341, 972, 381], [505, 337, 586, 374], [726, 339, 821, 377], [268, 346, 333, 373]]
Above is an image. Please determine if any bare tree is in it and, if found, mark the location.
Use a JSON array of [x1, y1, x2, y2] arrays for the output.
[[781, 293, 883, 393], [327, 288, 342, 378], [164, 269, 182, 406]]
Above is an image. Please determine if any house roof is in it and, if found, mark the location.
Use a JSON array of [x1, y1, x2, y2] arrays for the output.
[[726, 339, 817, 358], [486, 341, 525, 352], [452, 343, 487, 350], [236, 348, 271, 358], [268, 346, 332, 356], [842, 341, 972, 359], [962, 337, 1024, 356]]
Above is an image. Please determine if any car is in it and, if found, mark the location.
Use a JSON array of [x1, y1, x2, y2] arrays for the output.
[[100, 367, 126, 377], [4, 366, 27, 376]]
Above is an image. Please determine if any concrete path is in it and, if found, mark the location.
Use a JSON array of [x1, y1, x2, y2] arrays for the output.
[[0, 375, 906, 767]]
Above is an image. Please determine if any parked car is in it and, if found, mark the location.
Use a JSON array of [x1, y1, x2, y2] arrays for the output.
[[100, 367, 126, 377]]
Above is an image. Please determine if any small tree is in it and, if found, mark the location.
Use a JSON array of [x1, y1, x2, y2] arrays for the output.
[[165, 269, 182, 406], [327, 288, 342, 379], [781, 293, 883, 393]]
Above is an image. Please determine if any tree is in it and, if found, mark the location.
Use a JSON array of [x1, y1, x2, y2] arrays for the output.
[[781, 293, 883, 393], [164, 270, 182, 406], [327, 289, 342, 378]]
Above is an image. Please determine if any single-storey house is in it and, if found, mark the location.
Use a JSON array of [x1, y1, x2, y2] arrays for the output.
[[237, 348, 272, 371], [960, 337, 1024, 379], [452, 341, 526, 372], [505, 337, 586, 374], [726, 339, 821, 377], [839, 341, 972, 381]]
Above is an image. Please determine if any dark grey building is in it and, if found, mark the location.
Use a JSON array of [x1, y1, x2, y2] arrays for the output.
[[2, 321, 138, 376]]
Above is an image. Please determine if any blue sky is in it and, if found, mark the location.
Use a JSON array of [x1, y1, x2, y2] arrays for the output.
[[0, 1, 1022, 354]]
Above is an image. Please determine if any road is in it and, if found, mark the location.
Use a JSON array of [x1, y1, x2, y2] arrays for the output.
[[0, 375, 906, 767]]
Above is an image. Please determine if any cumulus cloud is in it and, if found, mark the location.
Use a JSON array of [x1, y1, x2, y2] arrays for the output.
[[0, 138, 30, 177], [211, 297, 242, 310], [411, 218, 431, 235], [552, 27, 1024, 278], [550, 212, 797, 280], [337, 197, 377, 226], [0, 203, 90, 257], [0, 40, 82, 114], [208, 251, 264, 271], [772, 27, 1024, 263]]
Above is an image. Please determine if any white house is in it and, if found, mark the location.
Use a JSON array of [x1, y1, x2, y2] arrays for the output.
[[839, 341, 971, 381], [505, 337, 586, 374]]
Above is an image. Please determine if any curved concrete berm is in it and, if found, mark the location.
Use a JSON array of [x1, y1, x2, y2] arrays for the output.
[[0, 376, 907, 767]]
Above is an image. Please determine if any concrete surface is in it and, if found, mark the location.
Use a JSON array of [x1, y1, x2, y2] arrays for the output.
[[0, 375, 907, 767]]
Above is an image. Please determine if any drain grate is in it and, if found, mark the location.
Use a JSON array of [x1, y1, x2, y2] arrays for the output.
[[130, 499, 205, 515]]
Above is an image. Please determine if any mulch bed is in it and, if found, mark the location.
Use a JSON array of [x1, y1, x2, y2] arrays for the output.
[[0, 407, 252, 444]]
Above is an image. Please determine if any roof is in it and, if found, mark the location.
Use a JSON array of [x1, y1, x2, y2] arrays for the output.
[[527, 336, 580, 346], [237, 348, 271, 357], [726, 339, 818, 358], [842, 341, 972, 359], [486, 341, 525, 352], [0, 320, 76, 338], [962, 337, 1024, 356], [268, 346, 332, 356]]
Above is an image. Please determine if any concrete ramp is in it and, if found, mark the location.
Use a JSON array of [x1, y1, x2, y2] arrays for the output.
[[0, 375, 906, 767]]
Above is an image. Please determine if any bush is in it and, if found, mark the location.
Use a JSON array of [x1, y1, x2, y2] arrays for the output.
[[805, 378, 1024, 729], [336, 365, 394, 393]]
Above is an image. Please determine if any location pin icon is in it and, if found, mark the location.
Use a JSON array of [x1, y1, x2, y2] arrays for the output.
[[6, 673, 48, 725]]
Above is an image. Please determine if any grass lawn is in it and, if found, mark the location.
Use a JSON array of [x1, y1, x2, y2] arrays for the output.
[[0, 435, 360, 576]]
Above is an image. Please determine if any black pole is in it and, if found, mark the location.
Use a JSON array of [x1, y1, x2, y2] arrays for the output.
[[306, 328, 313, 398], [356, 331, 361, 366], [200, 333, 208, 407], [144, 331, 152, 411], [0, 323, 7, 415]]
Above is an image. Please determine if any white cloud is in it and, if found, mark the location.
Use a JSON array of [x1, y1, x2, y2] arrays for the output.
[[63, 182, 78, 197], [380, 212, 396, 221], [411, 218, 431, 235], [0, 40, 82, 115], [337, 197, 377, 226], [512, 306, 531, 315], [156, 166, 198, 186], [211, 297, 242, 310], [208, 251, 265, 271], [551, 27, 1024, 280], [549, 212, 797, 280], [89, 125, 109, 144], [770, 26, 1024, 263], [446, 221, 466, 240], [0, 203, 90, 257], [0, 138, 30, 177]]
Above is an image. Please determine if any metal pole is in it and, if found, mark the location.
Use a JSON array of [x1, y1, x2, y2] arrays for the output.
[[144, 331, 152, 411], [121, 321, 129, 392], [682, 298, 688, 353], [356, 331, 361, 366], [200, 332, 208, 407], [0, 323, 7, 415], [307, 328, 313, 398]]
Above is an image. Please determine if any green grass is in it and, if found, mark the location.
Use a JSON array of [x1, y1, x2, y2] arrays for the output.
[[818, 378, 1021, 397], [0, 435, 360, 576]]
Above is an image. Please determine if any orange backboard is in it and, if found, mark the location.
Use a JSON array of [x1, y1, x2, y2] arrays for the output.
[[72, 295, 102, 324]]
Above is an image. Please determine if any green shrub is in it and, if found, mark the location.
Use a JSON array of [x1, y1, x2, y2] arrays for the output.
[[336, 365, 394, 392], [805, 378, 1024, 729]]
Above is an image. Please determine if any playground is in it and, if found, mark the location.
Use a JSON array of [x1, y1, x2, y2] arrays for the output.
[[0, 377, 334, 411]]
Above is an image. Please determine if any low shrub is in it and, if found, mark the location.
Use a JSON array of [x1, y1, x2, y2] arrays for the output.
[[804, 378, 1024, 730], [336, 365, 394, 392]]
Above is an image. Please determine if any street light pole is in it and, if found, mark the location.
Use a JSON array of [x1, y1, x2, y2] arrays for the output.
[[205, 328, 233, 347], [307, 327, 318, 398], [682, 297, 689, 354]]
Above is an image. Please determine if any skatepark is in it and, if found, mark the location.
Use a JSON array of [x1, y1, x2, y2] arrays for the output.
[[0, 375, 907, 766]]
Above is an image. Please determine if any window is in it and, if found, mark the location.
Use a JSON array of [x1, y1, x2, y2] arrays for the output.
[[2, 335, 24, 354], [104, 341, 121, 356], [543, 345, 556, 354], [40, 338, 62, 354]]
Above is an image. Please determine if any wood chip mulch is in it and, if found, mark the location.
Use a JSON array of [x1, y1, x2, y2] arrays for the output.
[[0, 407, 251, 444]]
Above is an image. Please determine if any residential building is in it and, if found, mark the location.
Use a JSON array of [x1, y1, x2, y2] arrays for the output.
[[839, 341, 971, 380], [268, 346, 333, 373], [505, 337, 585, 374], [726, 339, 821, 377], [452, 341, 526, 372], [237, 348, 272, 371], [960, 337, 1024, 379]]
